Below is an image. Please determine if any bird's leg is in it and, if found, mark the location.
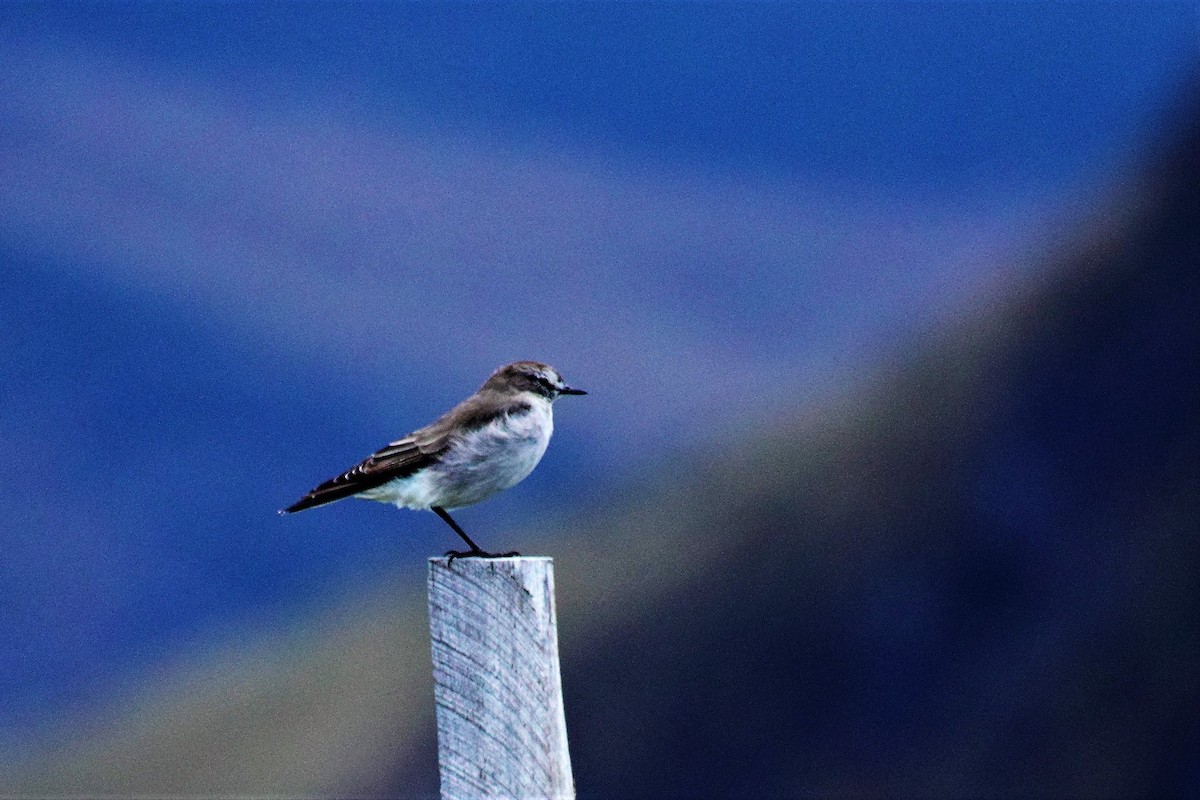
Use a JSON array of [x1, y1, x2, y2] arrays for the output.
[[433, 506, 520, 562]]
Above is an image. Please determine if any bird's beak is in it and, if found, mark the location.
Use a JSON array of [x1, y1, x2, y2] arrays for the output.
[[560, 386, 587, 396]]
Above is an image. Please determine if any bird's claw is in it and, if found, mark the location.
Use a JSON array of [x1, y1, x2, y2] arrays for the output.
[[444, 548, 521, 565]]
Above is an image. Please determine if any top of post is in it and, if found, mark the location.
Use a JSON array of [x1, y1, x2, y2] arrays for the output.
[[428, 555, 555, 565]]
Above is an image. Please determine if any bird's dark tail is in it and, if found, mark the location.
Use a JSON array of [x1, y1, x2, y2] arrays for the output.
[[278, 478, 363, 515], [278, 496, 320, 515]]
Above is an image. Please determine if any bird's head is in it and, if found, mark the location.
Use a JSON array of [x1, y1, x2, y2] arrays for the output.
[[483, 361, 587, 401]]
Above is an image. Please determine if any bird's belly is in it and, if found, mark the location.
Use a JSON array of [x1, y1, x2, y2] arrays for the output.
[[433, 424, 550, 508], [356, 469, 443, 509]]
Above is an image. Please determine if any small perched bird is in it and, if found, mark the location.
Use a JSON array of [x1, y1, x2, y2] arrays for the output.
[[280, 361, 586, 559]]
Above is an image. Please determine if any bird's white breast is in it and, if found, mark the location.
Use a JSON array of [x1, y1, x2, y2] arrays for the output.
[[363, 395, 554, 511]]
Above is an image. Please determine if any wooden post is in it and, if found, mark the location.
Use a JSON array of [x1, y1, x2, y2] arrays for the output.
[[427, 556, 575, 800]]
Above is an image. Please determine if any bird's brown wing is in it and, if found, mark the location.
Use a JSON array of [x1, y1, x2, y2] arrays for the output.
[[279, 392, 525, 514], [279, 433, 441, 513]]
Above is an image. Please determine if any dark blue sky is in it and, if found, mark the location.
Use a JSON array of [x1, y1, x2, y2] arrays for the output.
[[8, 2, 1198, 192]]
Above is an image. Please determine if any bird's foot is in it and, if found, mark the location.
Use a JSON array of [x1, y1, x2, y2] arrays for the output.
[[444, 548, 521, 564]]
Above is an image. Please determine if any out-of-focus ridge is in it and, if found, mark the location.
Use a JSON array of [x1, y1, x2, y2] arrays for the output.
[[9, 75, 1198, 800]]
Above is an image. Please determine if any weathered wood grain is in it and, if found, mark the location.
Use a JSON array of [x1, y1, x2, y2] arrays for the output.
[[428, 556, 574, 800]]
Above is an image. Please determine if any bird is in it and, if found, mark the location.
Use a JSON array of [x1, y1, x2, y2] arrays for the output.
[[280, 361, 586, 560]]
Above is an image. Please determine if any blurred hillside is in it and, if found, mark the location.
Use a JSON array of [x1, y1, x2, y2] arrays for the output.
[[4, 6, 1198, 773], [10, 77, 1197, 799], [542, 86, 1200, 797]]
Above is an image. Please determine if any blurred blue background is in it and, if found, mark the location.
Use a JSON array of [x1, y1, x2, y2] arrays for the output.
[[2, 3, 1197, 796]]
